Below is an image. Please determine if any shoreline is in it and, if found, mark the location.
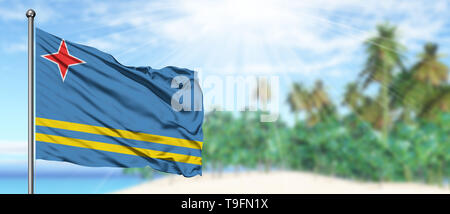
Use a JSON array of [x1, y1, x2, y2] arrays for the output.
[[115, 170, 450, 194]]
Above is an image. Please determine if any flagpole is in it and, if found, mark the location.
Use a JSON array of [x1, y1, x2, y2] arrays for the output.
[[26, 9, 36, 195]]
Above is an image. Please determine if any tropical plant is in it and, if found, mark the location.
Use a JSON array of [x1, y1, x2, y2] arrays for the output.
[[287, 83, 310, 123], [358, 23, 405, 145], [309, 80, 336, 125], [412, 43, 448, 86], [253, 77, 272, 111], [287, 80, 336, 126], [391, 43, 449, 121], [343, 82, 363, 112]]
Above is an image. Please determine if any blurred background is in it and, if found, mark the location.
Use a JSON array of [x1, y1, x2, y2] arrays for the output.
[[0, 0, 449, 193]]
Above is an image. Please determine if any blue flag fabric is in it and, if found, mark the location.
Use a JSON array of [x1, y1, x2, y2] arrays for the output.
[[35, 28, 203, 177]]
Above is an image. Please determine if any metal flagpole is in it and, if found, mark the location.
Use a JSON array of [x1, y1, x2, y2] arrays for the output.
[[26, 9, 36, 195]]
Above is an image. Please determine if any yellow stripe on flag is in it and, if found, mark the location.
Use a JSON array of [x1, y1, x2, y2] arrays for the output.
[[36, 117, 202, 150], [36, 133, 202, 165]]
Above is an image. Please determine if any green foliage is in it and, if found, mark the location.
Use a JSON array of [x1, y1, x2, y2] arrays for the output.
[[391, 42, 449, 121], [286, 80, 336, 126], [203, 111, 450, 184], [202, 110, 288, 171], [358, 23, 405, 148], [412, 42, 448, 86]]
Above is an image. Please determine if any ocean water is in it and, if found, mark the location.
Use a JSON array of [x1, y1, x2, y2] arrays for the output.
[[0, 161, 149, 194], [0, 175, 145, 194]]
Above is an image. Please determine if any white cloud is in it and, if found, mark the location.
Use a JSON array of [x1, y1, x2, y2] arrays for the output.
[[74, 0, 449, 76], [4, 0, 447, 75], [0, 140, 26, 163], [0, 140, 26, 155], [0, 6, 23, 21], [0, 0, 59, 22], [2, 41, 27, 53]]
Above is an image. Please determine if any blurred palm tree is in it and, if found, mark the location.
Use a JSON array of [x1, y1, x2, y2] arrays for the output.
[[417, 86, 450, 119], [287, 81, 335, 126], [359, 23, 404, 144], [308, 80, 335, 126], [409, 43, 449, 119], [252, 78, 281, 171], [343, 83, 363, 112], [360, 96, 384, 129], [253, 77, 272, 111], [412, 43, 448, 86], [310, 80, 331, 110], [287, 83, 311, 123], [392, 43, 449, 121]]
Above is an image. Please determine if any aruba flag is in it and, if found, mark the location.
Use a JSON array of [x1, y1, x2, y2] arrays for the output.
[[35, 28, 203, 177]]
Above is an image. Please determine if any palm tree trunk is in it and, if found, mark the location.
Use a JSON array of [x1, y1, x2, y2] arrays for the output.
[[381, 70, 390, 147]]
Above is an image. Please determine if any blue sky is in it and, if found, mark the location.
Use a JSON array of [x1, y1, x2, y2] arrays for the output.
[[0, 0, 449, 166]]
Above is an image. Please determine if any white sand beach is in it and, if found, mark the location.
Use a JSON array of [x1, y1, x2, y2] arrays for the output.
[[115, 171, 450, 194]]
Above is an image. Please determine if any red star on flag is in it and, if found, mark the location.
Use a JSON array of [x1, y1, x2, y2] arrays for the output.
[[42, 40, 85, 81]]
